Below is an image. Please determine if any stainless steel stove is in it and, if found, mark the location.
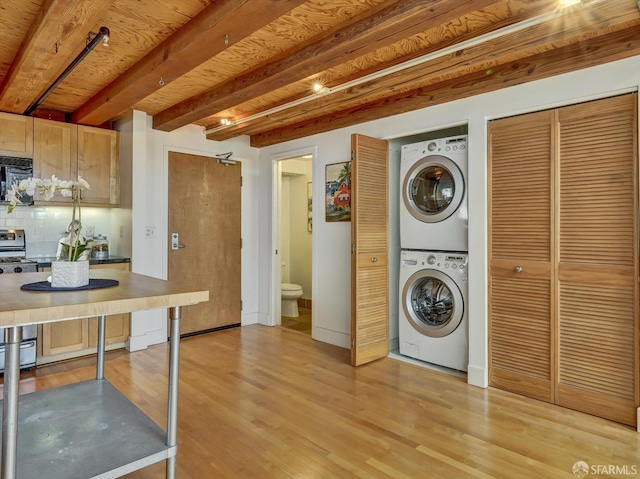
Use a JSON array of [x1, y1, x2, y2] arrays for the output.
[[0, 229, 38, 274], [0, 229, 38, 371]]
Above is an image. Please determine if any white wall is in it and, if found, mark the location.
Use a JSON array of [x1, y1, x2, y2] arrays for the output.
[[257, 55, 640, 388], [281, 158, 312, 300], [0, 205, 112, 258]]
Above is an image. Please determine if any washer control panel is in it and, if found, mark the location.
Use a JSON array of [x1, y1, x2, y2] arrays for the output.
[[433, 253, 467, 271], [401, 251, 468, 275]]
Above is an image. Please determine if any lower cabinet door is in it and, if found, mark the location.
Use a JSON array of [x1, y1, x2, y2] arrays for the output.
[[39, 262, 131, 362]]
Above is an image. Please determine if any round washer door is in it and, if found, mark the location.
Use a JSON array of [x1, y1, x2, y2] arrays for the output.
[[402, 155, 465, 223], [402, 269, 464, 337]]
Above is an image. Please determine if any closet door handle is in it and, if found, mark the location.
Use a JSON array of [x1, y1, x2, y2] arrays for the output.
[[514, 266, 523, 273], [371, 257, 378, 263]]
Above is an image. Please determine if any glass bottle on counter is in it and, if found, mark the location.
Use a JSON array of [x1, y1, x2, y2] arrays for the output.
[[91, 234, 109, 259]]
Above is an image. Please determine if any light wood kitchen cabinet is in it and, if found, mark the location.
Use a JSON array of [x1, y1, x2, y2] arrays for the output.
[[33, 118, 76, 204], [87, 263, 130, 347], [77, 125, 119, 205], [31, 117, 119, 206], [0, 112, 33, 158], [38, 263, 131, 364]]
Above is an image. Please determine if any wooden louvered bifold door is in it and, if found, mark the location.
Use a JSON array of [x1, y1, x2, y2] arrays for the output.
[[556, 94, 638, 426], [488, 110, 555, 402], [351, 134, 389, 366], [489, 93, 639, 427]]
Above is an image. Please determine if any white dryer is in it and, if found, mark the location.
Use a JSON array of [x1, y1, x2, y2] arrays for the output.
[[399, 249, 468, 372], [400, 135, 468, 251]]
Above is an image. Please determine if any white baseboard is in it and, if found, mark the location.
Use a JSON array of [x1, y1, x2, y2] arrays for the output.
[[126, 334, 149, 352], [312, 327, 349, 349], [467, 364, 488, 388], [242, 312, 259, 326]]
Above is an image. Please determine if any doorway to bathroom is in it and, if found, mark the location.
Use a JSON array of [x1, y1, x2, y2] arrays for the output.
[[276, 154, 313, 335]]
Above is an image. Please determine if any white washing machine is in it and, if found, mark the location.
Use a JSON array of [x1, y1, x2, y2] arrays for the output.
[[400, 135, 468, 251], [399, 249, 468, 372]]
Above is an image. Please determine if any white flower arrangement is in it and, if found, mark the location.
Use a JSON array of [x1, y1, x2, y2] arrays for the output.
[[7, 175, 92, 261]]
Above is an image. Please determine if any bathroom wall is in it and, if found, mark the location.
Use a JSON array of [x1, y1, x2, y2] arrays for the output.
[[0, 205, 113, 258], [281, 158, 312, 301]]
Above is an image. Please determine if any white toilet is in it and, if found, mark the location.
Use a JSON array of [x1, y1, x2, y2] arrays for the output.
[[281, 283, 303, 317]]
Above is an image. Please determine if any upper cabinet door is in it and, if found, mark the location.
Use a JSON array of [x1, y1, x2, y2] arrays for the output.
[[33, 118, 77, 184], [77, 126, 119, 206], [0, 112, 33, 158]]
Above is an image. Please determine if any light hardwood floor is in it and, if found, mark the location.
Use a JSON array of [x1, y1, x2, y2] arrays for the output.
[[280, 307, 312, 335], [11, 325, 640, 478]]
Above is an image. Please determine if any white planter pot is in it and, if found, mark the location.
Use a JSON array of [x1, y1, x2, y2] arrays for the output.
[[51, 260, 90, 288]]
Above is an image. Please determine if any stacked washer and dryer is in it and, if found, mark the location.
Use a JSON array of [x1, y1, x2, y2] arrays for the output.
[[398, 135, 469, 372]]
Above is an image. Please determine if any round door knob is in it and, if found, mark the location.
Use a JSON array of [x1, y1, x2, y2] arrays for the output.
[[371, 257, 378, 263], [514, 266, 523, 273]]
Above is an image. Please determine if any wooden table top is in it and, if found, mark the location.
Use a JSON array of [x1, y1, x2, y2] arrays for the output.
[[0, 269, 209, 327]]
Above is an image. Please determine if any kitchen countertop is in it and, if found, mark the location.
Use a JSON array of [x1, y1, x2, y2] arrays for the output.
[[0, 269, 207, 326], [31, 256, 131, 268]]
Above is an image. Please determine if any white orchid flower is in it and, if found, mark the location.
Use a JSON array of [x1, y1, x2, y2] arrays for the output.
[[77, 176, 91, 190]]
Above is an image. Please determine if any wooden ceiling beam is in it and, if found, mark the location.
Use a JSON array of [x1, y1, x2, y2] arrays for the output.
[[72, 0, 307, 126], [247, 27, 640, 147], [0, 0, 114, 114], [153, 0, 502, 132], [210, 1, 640, 142]]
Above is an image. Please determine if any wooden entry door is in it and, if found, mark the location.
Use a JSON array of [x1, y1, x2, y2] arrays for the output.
[[350, 134, 389, 366], [168, 152, 241, 336]]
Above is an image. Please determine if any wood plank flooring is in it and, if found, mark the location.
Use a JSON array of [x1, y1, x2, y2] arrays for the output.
[[9, 325, 640, 478], [280, 307, 312, 335]]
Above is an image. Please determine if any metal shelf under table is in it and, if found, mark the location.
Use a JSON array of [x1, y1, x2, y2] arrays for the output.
[[0, 270, 209, 478], [0, 379, 175, 478]]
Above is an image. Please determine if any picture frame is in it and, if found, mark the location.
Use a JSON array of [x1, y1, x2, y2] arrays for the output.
[[325, 161, 351, 222]]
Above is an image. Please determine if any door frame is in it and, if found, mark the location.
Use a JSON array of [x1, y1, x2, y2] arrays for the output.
[[270, 147, 316, 328]]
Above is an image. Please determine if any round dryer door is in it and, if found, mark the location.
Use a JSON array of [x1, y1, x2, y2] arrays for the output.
[[402, 155, 465, 223], [402, 269, 464, 337]]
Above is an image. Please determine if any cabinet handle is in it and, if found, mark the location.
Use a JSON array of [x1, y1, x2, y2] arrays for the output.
[[514, 266, 523, 273], [371, 257, 378, 263]]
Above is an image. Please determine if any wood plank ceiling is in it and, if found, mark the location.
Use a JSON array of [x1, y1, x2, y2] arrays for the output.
[[0, 0, 638, 148]]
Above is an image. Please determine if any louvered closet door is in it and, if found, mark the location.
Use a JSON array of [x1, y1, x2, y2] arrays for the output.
[[556, 94, 638, 426], [488, 111, 555, 402], [351, 134, 389, 366]]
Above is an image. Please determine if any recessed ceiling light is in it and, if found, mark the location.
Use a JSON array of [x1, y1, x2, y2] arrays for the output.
[[561, 0, 581, 6]]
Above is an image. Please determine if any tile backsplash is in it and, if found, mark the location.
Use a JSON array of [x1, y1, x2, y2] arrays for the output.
[[0, 204, 111, 258]]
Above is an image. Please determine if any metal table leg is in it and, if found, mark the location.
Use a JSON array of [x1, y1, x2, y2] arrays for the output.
[[96, 315, 106, 380], [166, 306, 181, 479], [2, 326, 22, 479]]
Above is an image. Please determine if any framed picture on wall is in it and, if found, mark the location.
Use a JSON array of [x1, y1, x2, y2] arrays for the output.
[[307, 182, 312, 232], [325, 161, 351, 222]]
